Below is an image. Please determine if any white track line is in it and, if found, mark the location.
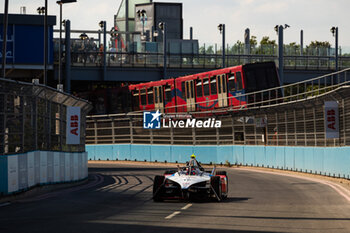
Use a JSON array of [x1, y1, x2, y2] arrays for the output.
[[165, 211, 181, 219], [181, 204, 192, 210], [239, 167, 350, 203], [0, 202, 11, 207]]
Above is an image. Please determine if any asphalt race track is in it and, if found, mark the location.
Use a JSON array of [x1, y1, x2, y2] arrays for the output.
[[0, 163, 350, 233]]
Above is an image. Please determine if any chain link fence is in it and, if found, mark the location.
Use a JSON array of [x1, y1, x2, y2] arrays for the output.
[[0, 78, 92, 155], [86, 69, 350, 147]]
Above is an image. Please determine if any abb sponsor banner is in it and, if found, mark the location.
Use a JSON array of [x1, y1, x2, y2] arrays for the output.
[[325, 101, 339, 139], [66, 107, 81, 145]]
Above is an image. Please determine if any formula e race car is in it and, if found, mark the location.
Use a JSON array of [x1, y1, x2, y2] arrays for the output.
[[152, 156, 228, 202]]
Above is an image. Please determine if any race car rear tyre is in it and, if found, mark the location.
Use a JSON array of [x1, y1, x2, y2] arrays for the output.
[[210, 176, 222, 201], [216, 171, 228, 199], [153, 175, 165, 202], [216, 171, 227, 176]]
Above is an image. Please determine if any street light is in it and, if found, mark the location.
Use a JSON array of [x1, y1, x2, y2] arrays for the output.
[[99, 21, 107, 81], [275, 24, 290, 85], [56, 0, 77, 91], [1, 0, 9, 79], [159, 22, 167, 79], [218, 24, 225, 68], [330, 26, 338, 71]]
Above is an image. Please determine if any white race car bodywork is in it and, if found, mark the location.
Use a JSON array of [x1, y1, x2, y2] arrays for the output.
[[166, 172, 211, 189]]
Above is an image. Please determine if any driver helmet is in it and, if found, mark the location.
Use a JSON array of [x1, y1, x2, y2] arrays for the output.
[[190, 154, 196, 159]]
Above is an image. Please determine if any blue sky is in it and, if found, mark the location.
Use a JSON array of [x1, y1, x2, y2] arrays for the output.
[[2, 0, 350, 49]]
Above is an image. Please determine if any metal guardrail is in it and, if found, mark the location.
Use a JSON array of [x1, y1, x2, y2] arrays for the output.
[[57, 51, 350, 70], [86, 68, 350, 147], [0, 78, 93, 155]]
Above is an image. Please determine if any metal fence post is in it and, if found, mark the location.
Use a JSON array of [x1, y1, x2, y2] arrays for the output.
[[216, 127, 220, 145], [285, 111, 288, 146], [21, 96, 25, 152], [94, 119, 98, 144], [60, 104, 63, 151], [313, 107, 317, 146], [129, 119, 133, 144], [293, 109, 297, 146], [112, 117, 115, 144], [232, 116, 235, 145], [192, 127, 196, 145], [303, 108, 306, 146], [170, 126, 174, 145], [342, 99, 346, 146], [34, 96, 38, 151]]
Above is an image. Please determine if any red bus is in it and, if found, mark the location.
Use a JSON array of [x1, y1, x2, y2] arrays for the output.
[[129, 62, 281, 113]]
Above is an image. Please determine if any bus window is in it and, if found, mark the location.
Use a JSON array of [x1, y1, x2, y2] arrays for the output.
[[181, 82, 186, 99], [140, 88, 147, 105], [236, 72, 243, 91], [147, 88, 154, 104], [228, 73, 235, 92], [196, 80, 203, 97], [132, 91, 140, 109], [203, 78, 209, 96], [210, 77, 217, 95], [165, 86, 172, 103]]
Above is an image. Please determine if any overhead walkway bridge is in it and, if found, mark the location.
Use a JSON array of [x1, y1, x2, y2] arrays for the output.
[[60, 51, 350, 83]]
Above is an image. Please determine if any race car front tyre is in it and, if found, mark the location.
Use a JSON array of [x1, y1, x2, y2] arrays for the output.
[[153, 175, 165, 202], [210, 176, 222, 201]]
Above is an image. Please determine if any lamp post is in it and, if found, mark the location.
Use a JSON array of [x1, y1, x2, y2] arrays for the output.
[[331, 26, 338, 72], [137, 9, 146, 41], [56, 0, 76, 91], [99, 21, 107, 81], [43, 0, 48, 86], [275, 24, 290, 85], [1, 0, 9, 79], [159, 22, 167, 79], [218, 24, 225, 68], [37, 5, 47, 84]]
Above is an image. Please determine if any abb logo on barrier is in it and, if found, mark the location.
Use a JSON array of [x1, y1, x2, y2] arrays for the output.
[[70, 115, 79, 136], [324, 101, 339, 139], [326, 109, 336, 130], [67, 107, 81, 144]]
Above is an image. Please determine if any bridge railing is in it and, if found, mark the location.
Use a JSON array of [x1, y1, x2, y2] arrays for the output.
[[61, 51, 350, 70]]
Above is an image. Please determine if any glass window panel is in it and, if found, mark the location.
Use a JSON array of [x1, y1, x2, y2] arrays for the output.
[[210, 77, 217, 95], [196, 80, 202, 97], [203, 78, 209, 96]]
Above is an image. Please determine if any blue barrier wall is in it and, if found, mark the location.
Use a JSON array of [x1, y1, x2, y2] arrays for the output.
[[86, 144, 350, 179]]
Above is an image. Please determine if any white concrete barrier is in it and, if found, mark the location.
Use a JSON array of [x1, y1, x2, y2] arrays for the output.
[[0, 151, 88, 195]]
